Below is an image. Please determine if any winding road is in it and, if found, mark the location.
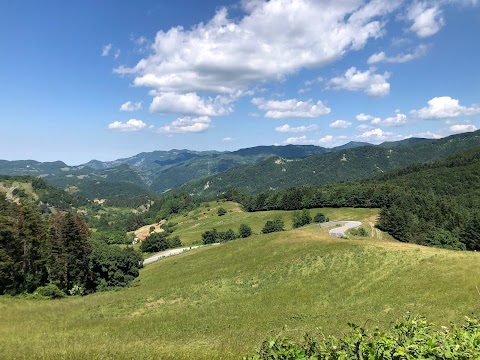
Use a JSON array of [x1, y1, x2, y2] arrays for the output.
[[143, 244, 220, 265], [322, 221, 362, 238]]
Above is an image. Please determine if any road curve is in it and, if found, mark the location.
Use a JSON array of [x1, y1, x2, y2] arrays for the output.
[[321, 221, 362, 238], [143, 243, 220, 265]]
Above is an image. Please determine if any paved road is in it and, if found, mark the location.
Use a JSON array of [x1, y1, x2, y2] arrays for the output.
[[143, 243, 220, 265], [321, 221, 362, 238]]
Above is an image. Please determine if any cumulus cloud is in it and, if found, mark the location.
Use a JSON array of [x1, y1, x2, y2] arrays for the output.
[[330, 120, 352, 128], [275, 124, 319, 133], [284, 135, 318, 145], [158, 116, 211, 134], [407, 2, 445, 38], [113, 0, 402, 115], [367, 44, 428, 64], [102, 43, 112, 57], [119, 101, 142, 112], [371, 112, 408, 127], [319, 135, 334, 143], [108, 119, 147, 132], [449, 124, 478, 132], [412, 96, 480, 119], [328, 67, 391, 97], [356, 124, 374, 131], [357, 128, 402, 142], [356, 113, 374, 121], [150, 92, 234, 116], [252, 98, 331, 119]]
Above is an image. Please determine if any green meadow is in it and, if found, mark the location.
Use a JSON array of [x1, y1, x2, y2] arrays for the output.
[[1, 204, 479, 359]]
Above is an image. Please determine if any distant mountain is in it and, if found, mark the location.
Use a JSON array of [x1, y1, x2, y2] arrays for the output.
[[2, 132, 479, 199], [175, 130, 480, 196]]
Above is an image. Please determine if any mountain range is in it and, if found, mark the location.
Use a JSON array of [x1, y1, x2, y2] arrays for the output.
[[0, 130, 479, 198]]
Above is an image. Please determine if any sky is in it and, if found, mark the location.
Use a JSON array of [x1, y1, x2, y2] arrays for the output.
[[0, 0, 479, 165]]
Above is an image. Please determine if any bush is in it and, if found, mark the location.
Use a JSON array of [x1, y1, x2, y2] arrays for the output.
[[246, 314, 480, 359], [238, 224, 252, 238], [349, 227, 368, 237], [261, 218, 284, 234], [202, 229, 219, 244], [34, 284, 66, 299], [217, 207, 228, 216], [219, 229, 237, 242], [292, 209, 312, 228], [168, 235, 182, 248], [313, 213, 329, 223]]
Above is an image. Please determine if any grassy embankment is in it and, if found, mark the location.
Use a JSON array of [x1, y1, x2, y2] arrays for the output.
[[1, 203, 479, 359]]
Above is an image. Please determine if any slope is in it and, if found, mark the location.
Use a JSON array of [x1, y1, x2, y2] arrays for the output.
[[1, 206, 480, 359], [177, 130, 480, 196]]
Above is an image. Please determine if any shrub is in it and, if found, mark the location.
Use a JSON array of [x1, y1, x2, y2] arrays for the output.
[[219, 229, 237, 242], [292, 209, 312, 228], [34, 284, 66, 299], [238, 224, 252, 238], [202, 229, 219, 244], [313, 213, 329, 223], [349, 227, 368, 237], [246, 314, 480, 359], [261, 218, 284, 234], [217, 207, 227, 216], [168, 235, 182, 248]]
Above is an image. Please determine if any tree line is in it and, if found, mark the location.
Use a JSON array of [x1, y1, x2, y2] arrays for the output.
[[0, 193, 142, 296]]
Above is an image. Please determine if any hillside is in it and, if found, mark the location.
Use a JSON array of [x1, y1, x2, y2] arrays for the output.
[[0, 143, 366, 197], [177, 130, 480, 196], [1, 204, 479, 358]]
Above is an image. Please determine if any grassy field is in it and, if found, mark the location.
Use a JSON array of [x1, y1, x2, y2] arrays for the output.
[[1, 204, 480, 359]]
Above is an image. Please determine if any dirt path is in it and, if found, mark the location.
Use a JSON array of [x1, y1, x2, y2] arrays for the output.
[[321, 221, 362, 238], [143, 243, 220, 265]]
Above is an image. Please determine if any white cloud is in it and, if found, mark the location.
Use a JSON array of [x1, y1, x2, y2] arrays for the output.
[[412, 96, 480, 119], [114, 0, 401, 106], [252, 98, 331, 119], [357, 128, 403, 142], [102, 43, 112, 57], [158, 116, 211, 134], [356, 124, 374, 131], [371, 117, 382, 125], [222, 137, 233, 142], [150, 92, 234, 116], [367, 44, 428, 64], [114, 49, 121, 59], [407, 2, 444, 38], [406, 131, 442, 139], [275, 124, 319, 133], [119, 101, 142, 112], [330, 120, 352, 128], [377, 112, 408, 127], [356, 113, 374, 121], [328, 67, 391, 97], [108, 119, 147, 132], [319, 135, 334, 143], [449, 124, 478, 132], [284, 135, 316, 145]]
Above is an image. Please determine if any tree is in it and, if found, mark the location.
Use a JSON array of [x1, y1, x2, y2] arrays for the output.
[[202, 229, 219, 244], [238, 224, 252, 238], [168, 235, 182, 248], [217, 207, 227, 216], [261, 218, 284, 234], [219, 229, 236, 242], [292, 209, 312, 228], [140, 232, 169, 253]]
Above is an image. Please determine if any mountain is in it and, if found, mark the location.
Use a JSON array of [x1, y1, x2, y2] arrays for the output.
[[175, 130, 480, 196], [1, 132, 479, 198]]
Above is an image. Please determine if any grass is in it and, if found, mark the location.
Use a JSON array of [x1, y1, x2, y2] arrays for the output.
[[168, 201, 378, 245], [1, 204, 480, 359]]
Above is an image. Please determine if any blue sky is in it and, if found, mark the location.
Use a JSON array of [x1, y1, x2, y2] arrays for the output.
[[1, 0, 479, 165]]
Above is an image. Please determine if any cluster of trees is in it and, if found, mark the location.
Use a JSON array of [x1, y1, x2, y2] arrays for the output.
[[261, 218, 284, 234], [139, 232, 182, 253], [201, 224, 252, 244], [0, 193, 142, 295]]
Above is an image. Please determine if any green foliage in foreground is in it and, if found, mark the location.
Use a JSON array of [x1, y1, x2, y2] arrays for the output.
[[247, 314, 480, 359]]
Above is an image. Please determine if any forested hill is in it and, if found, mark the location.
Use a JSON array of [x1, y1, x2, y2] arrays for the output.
[[240, 146, 480, 251], [176, 130, 480, 196]]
